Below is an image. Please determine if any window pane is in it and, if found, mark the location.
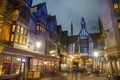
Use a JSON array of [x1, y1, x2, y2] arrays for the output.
[[1, 55, 11, 75], [117, 19, 120, 30], [19, 35, 23, 43], [11, 34, 14, 42], [40, 26, 41, 31], [16, 25, 20, 33], [20, 27, 24, 34], [114, 3, 119, 9], [24, 29, 27, 36], [15, 34, 19, 42], [11, 57, 21, 74], [37, 26, 39, 30], [118, 23, 120, 29], [12, 25, 16, 32], [23, 37, 26, 44], [32, 59, 38, 70]]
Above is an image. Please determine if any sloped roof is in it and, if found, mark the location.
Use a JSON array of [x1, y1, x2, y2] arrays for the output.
[[68, 35, 78, 44], [90, 33, 100, 42]]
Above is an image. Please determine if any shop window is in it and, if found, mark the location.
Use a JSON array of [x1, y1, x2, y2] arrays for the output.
[[19, 35, 23, 43], [40, 26, 41, 31], [37, 25, 39, 31], [1, 55, 11, 75], [32, 59, 38, 70], [16, 25, 20, 33], [15, 34, 19, 42], [11, 34, 14, 42], [38, 60, 43, 71], [42, 28, 44, 32], [12, 25, 16, 32], [112, 0, 120, 13], [11, 57, 21, 74], [20, 27, 24, 34], [114, 3, 119, 9]]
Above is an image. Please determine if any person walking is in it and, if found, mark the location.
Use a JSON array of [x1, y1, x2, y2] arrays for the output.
[[72, 66, 78, 80]]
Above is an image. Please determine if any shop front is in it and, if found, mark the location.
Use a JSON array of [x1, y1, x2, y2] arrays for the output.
[[0, 46, 59, 80]]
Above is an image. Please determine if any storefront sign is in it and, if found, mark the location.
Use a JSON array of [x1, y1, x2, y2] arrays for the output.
[[11, 9, 20, 21]]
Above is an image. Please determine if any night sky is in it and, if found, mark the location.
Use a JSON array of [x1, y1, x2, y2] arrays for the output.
[[32, 0, 101, 35]]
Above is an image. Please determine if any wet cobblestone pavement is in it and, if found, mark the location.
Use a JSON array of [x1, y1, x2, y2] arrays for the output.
[[40, 72, 108, 80]]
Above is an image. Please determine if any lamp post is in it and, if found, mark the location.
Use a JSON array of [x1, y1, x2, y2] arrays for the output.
[[43, 61, 47, 76], [35, 41, 41, 52], [36, 41, 41, 48], [93, 51, 99, 58], [93, 51, 99, 72]]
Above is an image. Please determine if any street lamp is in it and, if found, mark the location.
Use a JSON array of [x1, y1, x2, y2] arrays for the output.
[[36, 41, 41, 48], [93, 51, 100, 73], [93, 51, 99, 57]]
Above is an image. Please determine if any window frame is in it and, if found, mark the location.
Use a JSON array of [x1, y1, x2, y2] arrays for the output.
[[117, 19, 120, 31], [112, 0, 120, 13], [16, 25, 21, 33]]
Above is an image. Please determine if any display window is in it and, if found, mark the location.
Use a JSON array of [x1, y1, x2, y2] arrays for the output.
[[38, 60, 43, 71], [30, 59, 43, 71], [0, 55, 23, 75], [32, 59, 38, 71], [11, 57, 21, 74], [0, 55, 11, 75]]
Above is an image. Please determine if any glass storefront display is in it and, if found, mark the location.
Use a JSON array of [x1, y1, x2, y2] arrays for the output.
[[38, 60, 43, 72], [1, 55, 11, 75], [32, 59, 38, 71], [11, 57, 21, 74], [27, 58, 43, 79], [30, 58, 43, 72], [0, 55, 25, 75]]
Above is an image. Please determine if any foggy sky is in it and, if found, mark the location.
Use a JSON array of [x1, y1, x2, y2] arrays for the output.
[[32, 0, 101, 35]]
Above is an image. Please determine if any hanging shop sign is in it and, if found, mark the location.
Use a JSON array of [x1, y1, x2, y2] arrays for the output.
[[0, 46, 4, 53], [11, 9, 20, 21]]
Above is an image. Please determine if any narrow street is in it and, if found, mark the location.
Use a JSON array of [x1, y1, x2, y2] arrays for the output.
[[40, 72, 108, 80]]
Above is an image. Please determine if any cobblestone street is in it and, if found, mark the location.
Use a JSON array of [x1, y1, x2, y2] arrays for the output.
[[40, 72, 108, 80]]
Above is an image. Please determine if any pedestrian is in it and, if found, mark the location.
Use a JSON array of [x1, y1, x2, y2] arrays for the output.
[[72, 66, 78, 80]]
